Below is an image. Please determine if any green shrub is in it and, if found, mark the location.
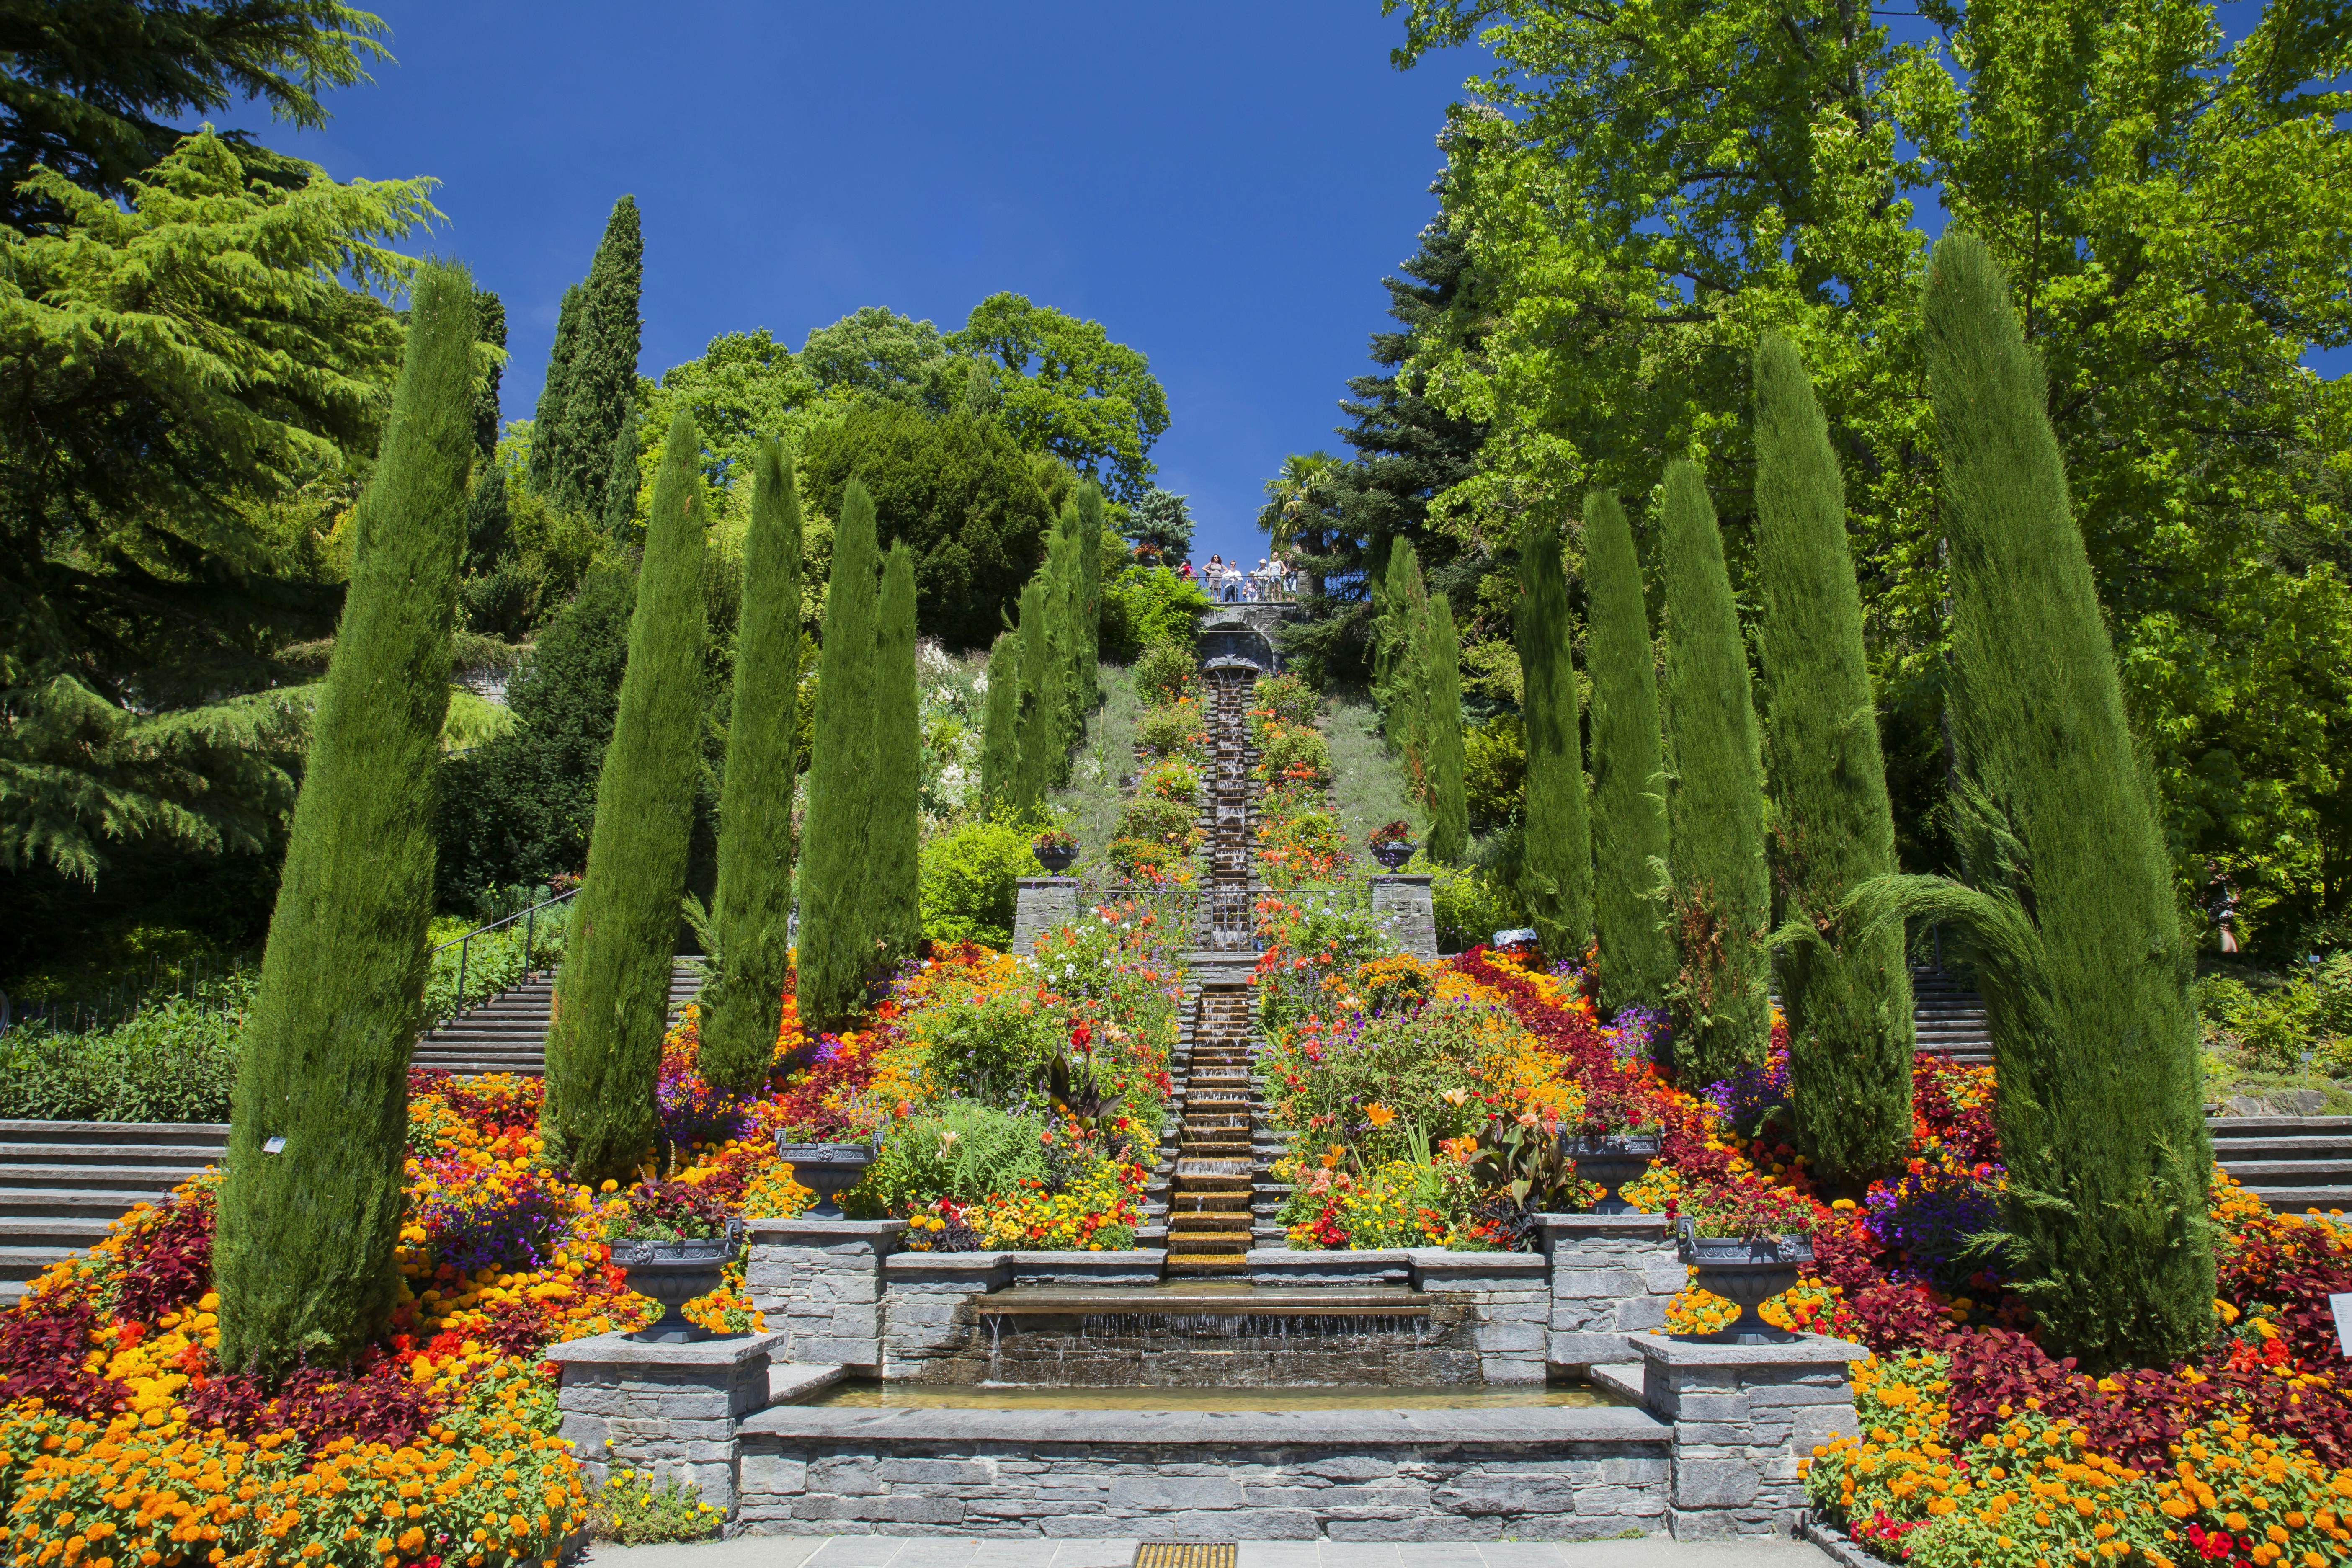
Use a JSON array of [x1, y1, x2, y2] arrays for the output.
[[918, 819, 1045, 950], [1101, 567, 1211, 662], [1108, 837, 1189, 882], [590, 1471, 723, 1545], [1462, 715, 1527, 827], [1133, 639, 1197, 706], [1116, 794, 1198, 848], [1254, 725, 1331, 792], [1139, 760, 1199, 803], [1251, 672, 1321, 727], [906, 985, 1063, 1102], [0, 972, 253, 1123], [862, 1102, 1052, 1214], [1136, 699, 1206, 763], [1428, 859, 1529, 954]]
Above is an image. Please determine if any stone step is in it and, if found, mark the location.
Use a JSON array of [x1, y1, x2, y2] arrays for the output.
[[0, 1214, 131, 1248], [0, 1140, 224, 1164], [0, 1163, 207, 1190], [0, 1244, 78, 1282], [0, 1120, 230, 1147]]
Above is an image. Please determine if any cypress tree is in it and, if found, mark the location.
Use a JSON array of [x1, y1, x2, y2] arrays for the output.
[[980, 629, 1021, 814], [1424, 595, 1470, 865], [538, 410, 710, 1183], [1014, 578, 1053, 812], [872, 542, 922, 963], [700, 436, 804, 1094], [1658, 460, 1772, 1086], [1077, 480, 1106, 697], [602, 397, 642, 542], [1875, 232, 2210, 1368], [214, 264, 479, 1372], [472, 288, 506, 458], [795, 480, 883, 1029], [1516, 511, 1593, 959], [558, 194, 644, 518], [1584, 490, 1677, 1018], [463, 462, 510, 573], [527, 284, 583, 498], [1380, 542, 1430, 767], [1048, 505, 1085, 771], [1753, 332, 1914, 1185]]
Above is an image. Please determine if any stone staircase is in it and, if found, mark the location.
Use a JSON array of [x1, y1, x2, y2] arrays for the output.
[[1163, 980, 1266, 1275], [1912, 967, 1991, 1065], [0, 1120, 229, 1304], [410, 961, 701, 1077], [2209, 1116, 2352, 1212]]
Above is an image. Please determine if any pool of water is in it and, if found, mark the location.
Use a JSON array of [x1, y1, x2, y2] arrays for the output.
[[802, 1382, 1616, 1411]]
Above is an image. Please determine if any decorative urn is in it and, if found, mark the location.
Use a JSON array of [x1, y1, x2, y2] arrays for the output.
[[611, 1218, 743, 1344], [777, 1140, 876, 1219], [1566, 1130, 1662, 1215], [1370, 840, 1416, 870], [1676, 1216, 1813, 1345]]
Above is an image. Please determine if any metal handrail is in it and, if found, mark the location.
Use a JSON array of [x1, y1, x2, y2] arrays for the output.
[[430, 886, 580, 1019]]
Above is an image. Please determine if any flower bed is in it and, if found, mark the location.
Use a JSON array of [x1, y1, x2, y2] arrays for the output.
[[0, 900, 1191, 1561], [1247, 676, 1348, 890], [1112, 649, 1208, 887], [1251, 903, 2352, 1564]]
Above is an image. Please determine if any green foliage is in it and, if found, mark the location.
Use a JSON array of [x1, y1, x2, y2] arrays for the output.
[[980, 631, 1022, 815], [637, 328, 819, 493], [1136, 700, 1207, 765], [1516, 512, 1592, 957], [1132, 639, 1199, 707], [1392, 0, 2352, 943], [862, 1102, 1052, 1215], [1658, 460, 1772, 1087], [701, 438, 803, 1094], [1, 131, 433, 886], [872, 542, 923, 966], [1422, 597, 1470, 864], [1253, 673, 1322, 728], [1014, 578, 1055, 811], [534, 196, 642, 519], [0, 979, 250, 1123], [434, 564, 634, 907], [1255, 726, 1332, 793], [589, 1470, 722, 1546], [1376, 542, 1429, 761], [947, 293, 1171, 501], [1891, 232, 2212, 1369], [1125, 487, 1194, 559], [1583, 490, 1676, 1016], [214, 263, 477, 1374], [1462, 716, 1526, 828], [1752, 333, 1914, 1184], [800, 307, 951, 402], [918, 817, 1044, 949], [1429, 859, 1529, 955], [1099, 567, 1210, 663], [0, 0, 388, 232], [539, 410, 710, 1185], [798, 403, 1056, 649], [795, 480, 883, 1031]]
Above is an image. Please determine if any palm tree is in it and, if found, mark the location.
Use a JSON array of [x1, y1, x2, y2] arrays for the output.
[[1259, 451, 1345, 597]]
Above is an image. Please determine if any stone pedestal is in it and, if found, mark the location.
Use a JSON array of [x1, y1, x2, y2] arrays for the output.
[[1536, 1212, 1686, 1369], [1408, 1250, 1550, 1384], [546, 1331, 781, 1516], [1369, 874, 1437, 959], [744, 1217, 904, 1371], [1012, 877, 1080, 954], [1631, 1333, 1869, 1539]]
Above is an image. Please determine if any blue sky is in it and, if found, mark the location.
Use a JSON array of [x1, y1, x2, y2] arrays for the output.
[[233, 2, 1473, 569]]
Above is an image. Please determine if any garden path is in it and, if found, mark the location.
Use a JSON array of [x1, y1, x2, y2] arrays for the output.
[[410, 959, 700, 1077]]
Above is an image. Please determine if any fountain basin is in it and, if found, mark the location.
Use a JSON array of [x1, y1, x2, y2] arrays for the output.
[[974, 1284, 1432, 1318], [800, 1380, 1610, 1410]]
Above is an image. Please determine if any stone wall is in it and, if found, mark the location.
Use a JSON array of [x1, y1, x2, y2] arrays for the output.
[[1536, 1213, 1684, 1369], [1367, 875, 1437, 959], [1634, 1336, 1867, 1538], [1011, 877, 1080, 955], [735, 1406, 1671, 1541], [545, 1331, 779, 1512]]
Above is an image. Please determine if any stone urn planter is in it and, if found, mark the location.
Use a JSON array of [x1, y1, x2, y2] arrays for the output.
[[1568, 1130, 1661, 1215], [1371, 840, 1416, 870], [1677, 1217, 1811, 1345], [1036, 841, 1078, 874], [611, 1219, 743, 1344], [777, 1140, 875, 1219]]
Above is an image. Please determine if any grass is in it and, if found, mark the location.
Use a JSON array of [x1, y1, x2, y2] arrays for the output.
[[1323, 697, 1425, 896], [1054, 662, 1144, 882]]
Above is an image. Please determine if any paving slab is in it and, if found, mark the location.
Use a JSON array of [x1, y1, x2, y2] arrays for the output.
[[579, 1534, 1841, 1568]]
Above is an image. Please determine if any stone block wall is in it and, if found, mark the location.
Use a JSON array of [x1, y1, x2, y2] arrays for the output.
[[546, 1331, 781, 1515], [1406, 1250, 1550, 1385], [1367, 876, 1437, 960], [745, 1217, 904, 1372], [1537, 1212, 1684, 1368], [1633, 1334, 1869, 1538], [1012, 878, 1079, 954]]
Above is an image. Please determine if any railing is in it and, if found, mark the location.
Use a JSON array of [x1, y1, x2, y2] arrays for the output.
[[0, 950, 255, 1038], [428, 886, 579, 1023]]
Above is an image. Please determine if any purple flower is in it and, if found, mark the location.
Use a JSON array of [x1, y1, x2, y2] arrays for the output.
[[418, 1162, 575, 1274], [1608, 1005, 1670, 1065], [657, 1060, 750, 1147], [1863, 1163, 2005, 1293], [1704, 1055, 1791, 1134]]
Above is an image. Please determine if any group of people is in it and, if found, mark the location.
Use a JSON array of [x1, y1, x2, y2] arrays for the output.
[[1186, 552, 1297, 603]]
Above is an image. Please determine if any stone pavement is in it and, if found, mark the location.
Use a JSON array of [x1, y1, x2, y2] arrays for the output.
[[580, 1534, 1839, 1568]]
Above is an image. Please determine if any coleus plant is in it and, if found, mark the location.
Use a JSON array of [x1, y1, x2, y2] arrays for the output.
[[1679, 1181, 1820, 1241]]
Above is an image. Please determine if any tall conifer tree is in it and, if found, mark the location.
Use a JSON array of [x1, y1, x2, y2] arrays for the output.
[[1424, 594, 1470, 864], [539, 410, 709, 1182], [1658, 461, 1772, 1086], [981, 629, 1021, 814], [471, 288, 506, 457], [526, 284, 583, 498], [1014, 578, 1053, 811], [1517, 512, 1592, 957], [560, 194, 644, 518], [1862, 233, 2210, 1368], [1379, 542, 1430, 768], [1048, 505, 1085, 770], [700, 437, 803, 1094], [1753, 333, 1914, 1184], [215, 264, 479, 1373], [795, 480, 883, 1029], [1584, 490, 1676, 1017], [602, 398, 642, 542], [1077, 480, 1107, 696], [872, 542, 922, 963]]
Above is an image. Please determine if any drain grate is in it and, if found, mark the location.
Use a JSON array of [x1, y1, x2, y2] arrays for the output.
[[1132, 1547, 1238, 1568]]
